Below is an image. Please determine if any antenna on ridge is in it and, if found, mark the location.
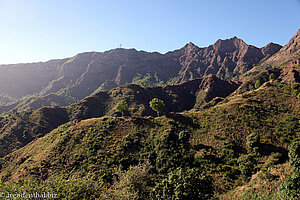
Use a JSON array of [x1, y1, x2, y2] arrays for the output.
[[120, 44, 122, 48]]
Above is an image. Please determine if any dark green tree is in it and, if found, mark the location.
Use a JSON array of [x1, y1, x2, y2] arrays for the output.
[[149, 98, 165, 117], [116, 100, 128, 117]]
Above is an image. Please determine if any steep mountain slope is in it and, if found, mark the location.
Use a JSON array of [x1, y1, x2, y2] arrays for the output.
[[0, 36, 281, 115], [266, 29, 300, 65], [0, 59, 68, 98], [37, 38, 277, 100], [0, 78, 298, 199], [0, 75, 238, 158], [241, 29, 300, 83]]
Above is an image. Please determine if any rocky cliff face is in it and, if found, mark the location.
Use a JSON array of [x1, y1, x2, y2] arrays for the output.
[[266, 29, 300, 64], [0, 36, 282, 108], [173, 37, 273, 82]]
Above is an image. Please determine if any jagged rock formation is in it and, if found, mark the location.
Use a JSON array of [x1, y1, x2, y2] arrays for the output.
[[266, 29, 300, 64], [0, 37, 281, 109]]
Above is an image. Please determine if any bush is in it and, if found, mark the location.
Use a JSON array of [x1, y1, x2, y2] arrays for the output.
[[246, 133, 260, 153], [237, 154, 256, 179], [291, 83, 300, 90], [255, 80, 262, 89], [248, 84, 254, 91], [288, 141, 300, 172], [153, 167, 214, 200], [101, 161, 153, 200], [178, 130, 190, 143], [269, 73, 276, 81], [278, 171, 300, 200]]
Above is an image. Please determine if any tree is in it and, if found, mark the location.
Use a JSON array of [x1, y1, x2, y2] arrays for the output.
[[116, 100, 128, 117], [149, 98, 165, 117]]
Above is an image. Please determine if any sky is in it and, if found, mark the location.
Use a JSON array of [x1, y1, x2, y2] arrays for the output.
[[0, 0, 299, 64]]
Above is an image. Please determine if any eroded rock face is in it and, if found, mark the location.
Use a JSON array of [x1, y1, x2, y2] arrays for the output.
[[266, 29, 300, 64], [0, 36, 282, 103], [173, 37, 281, 83], [261, 43, 283, 59]]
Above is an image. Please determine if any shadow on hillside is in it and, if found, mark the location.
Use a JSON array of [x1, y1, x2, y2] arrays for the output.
[[166, 113, 199, 128], [193, 143, 213, 151], [259, 143, 288, 161]]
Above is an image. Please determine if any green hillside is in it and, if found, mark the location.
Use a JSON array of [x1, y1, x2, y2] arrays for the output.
[[0, 76, 299, 199]]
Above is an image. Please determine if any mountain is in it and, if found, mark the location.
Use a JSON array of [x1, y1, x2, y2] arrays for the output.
[[0, 37, 281, 115], [0, 75, 239, 158], [0, 75, 298, 199], [238, 29, 300, 87], [266, 29, 300, 65], [0, 30, 299, 199]]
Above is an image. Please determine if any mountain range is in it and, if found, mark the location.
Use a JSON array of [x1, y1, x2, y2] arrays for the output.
[[0, 32, 290, 114], [0, 29, 299, 199]]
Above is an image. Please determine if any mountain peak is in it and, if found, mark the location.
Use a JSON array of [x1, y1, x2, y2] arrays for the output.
[[260, 42, 282, 57], [266, 29, 300, 64], [183, 42, 199, 49], [212, 36, 247, 53]]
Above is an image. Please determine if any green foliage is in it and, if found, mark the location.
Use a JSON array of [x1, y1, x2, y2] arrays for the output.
[[220, 139, 240, 165], [288, 141, 300, 172], [149, 98, 165, 117], [153, 167, 214, 200], [154, 130, 193, 173], [278, 172, 300, 200], [116, 100, 129, 117], [237, 154, 256, 180], [248, 84, 254, 90], [132, 73, 164, 87], [255, 80, 262, 89], [246, 133, 260, 153], [291, 83, 300, 90], [101, 161, 153, 200], [269, 73, 276, 81], [178, 130, 190, 143]]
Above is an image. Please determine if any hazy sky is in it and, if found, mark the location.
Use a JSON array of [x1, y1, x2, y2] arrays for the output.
[[0, 0, 299, 64]]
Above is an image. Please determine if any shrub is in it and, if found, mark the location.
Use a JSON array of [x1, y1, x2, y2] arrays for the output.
[[248, 84, 254, 91], [291, 83, 300, 90], [288, 141, 300, 172], [153, 167, 214, 200], [255, 80, 262, 89], [246, 133, 260, 153], [269, 73, 276, 81], [237, 154, 256, 179], [101, 161, 153, 200], [278, 171, 300, 200], [178, 130, 190, 143]]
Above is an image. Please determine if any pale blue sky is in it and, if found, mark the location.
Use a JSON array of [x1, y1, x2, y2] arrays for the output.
[[0, 0, 299, 64]]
